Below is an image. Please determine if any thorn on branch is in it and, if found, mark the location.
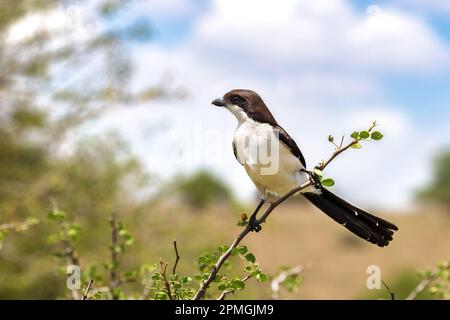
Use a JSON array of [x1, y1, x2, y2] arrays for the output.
[[381, 280, 395, 300], [172, 239, 181, 275], [160, 258, 173, 300]]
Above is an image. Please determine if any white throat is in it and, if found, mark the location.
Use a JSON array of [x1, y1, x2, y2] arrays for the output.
[[226, 104, 250, 124]]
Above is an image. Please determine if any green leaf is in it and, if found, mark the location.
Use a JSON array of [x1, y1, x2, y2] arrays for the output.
[[321, 178, 335, 187], [231, 248, 240, 256], [351, 143, 362, 149], [46, 234, 59, 244], [237, 246, 248, 255], [231, 279, 245, 290], [328, 135, 334, 143], [198, 256, 207, 264], [371, 131, 384, 141], [173, 283, 182, 290], [151, 273, 162, 281], [67, 227, 78, 239], [47, 209, 67, 221], [194, 274, 202, 281], [256, 273, 269, 282], [245, 253, 256, 263], [359, 131, 370, 139], [218, 283, 226, 291], [350, 131, 359, 139]]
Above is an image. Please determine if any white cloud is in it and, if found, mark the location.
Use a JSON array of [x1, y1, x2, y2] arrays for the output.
[[192, 0, 449, 73], [86, 0, 450, 210]]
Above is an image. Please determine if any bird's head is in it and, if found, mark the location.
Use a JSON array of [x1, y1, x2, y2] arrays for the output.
[[211, 89, 276, 125]]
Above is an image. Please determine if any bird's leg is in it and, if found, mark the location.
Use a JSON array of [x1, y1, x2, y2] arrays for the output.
[[301, 168, 322, 188], [248, 198, 265, 232]]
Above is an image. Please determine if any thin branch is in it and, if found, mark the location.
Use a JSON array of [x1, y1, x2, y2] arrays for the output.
[[51, 201, 80, 300], [318, 122, 377, 171], [109, 213, 119, 299], [63, 238, 81, 300], [271, 265, 304, 300], [81, 280, 94, 300], [406, 274, 438, 300], [160, 258, 173, 300], [406, 259, 449, 300], [318, 139, 359, 171], [172, 239, 181, 275], [192, 181, 311, 300], [381, 280, 395, 300], [217, 275, 252, 300], [192, 125, 373, 300]]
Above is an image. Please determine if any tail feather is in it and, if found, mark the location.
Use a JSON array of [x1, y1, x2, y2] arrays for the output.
[[303, 187, 398, 247]]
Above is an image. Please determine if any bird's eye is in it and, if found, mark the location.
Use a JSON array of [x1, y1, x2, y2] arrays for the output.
[[231, 95, 242, 105]]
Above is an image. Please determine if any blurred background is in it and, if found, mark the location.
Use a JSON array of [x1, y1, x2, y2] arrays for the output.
[[0, 0, 449, 299]]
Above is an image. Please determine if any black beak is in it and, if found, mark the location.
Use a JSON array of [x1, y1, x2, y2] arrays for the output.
[[211, 98, 226, 107]]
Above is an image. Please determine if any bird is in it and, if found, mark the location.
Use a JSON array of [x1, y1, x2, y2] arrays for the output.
[[211, 89, 398, 247]]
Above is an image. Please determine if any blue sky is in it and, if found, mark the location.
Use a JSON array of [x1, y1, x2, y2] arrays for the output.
[[91, 0, 450, 210], [11, 0, 449, 210], [88, 0, 450, 210], [110, 0, 450, 125]]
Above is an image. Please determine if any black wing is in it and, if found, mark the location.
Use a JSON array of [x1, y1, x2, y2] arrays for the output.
[[275, 125, 306, 168]]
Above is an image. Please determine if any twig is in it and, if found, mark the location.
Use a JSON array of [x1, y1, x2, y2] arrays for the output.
[[50, 200, 80, 300], [109, 213, 119, 299], [381, 280, 395, 300], [318, 122, 377, 171], [192, 180, 312, 300], [406, 259, 449, 300], [271, 265, 303, 300], [192, 127, 372, 300], [64, 238, 81, 300], [172, 239, 181, 275], [81, 280, 94, 300], [160, 258, 173, 300], [406, 274, 438, 300], [217, 275, 252, 300]]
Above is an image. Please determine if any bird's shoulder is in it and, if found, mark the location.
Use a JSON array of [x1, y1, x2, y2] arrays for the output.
[[274, 125, 306, 168]]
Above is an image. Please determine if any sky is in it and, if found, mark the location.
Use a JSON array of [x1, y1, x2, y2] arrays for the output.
[[8, 0, 450, 210]]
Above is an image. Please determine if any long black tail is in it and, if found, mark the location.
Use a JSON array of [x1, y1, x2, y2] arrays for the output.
[[303, 187, 398, 247]]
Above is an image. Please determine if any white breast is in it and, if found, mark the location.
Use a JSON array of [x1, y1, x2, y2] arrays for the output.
[[233, 116, 308, 201]]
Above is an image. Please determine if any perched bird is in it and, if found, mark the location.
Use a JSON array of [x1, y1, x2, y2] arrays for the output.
[[212, 89, 398, 247]]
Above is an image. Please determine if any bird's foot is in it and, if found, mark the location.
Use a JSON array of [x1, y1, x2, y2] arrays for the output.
[[301, 168, 322, 188], [248, 215, 262, 232]]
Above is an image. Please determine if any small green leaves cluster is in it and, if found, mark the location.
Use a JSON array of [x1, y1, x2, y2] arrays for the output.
[[349, 121, 384, 149], [118, 222, 134, 246], [46, 207, 301, 300], [323, 121, 384, 188], [0, 217, 39, 250], [313, 168, 335, 187], [419, 258, 450, 300], [47, 208, 81, 244], [279, 267, 303, 293], [196, 246, 268, 298], [146, 262, 195, 300], [329, 121, 384, 151]]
